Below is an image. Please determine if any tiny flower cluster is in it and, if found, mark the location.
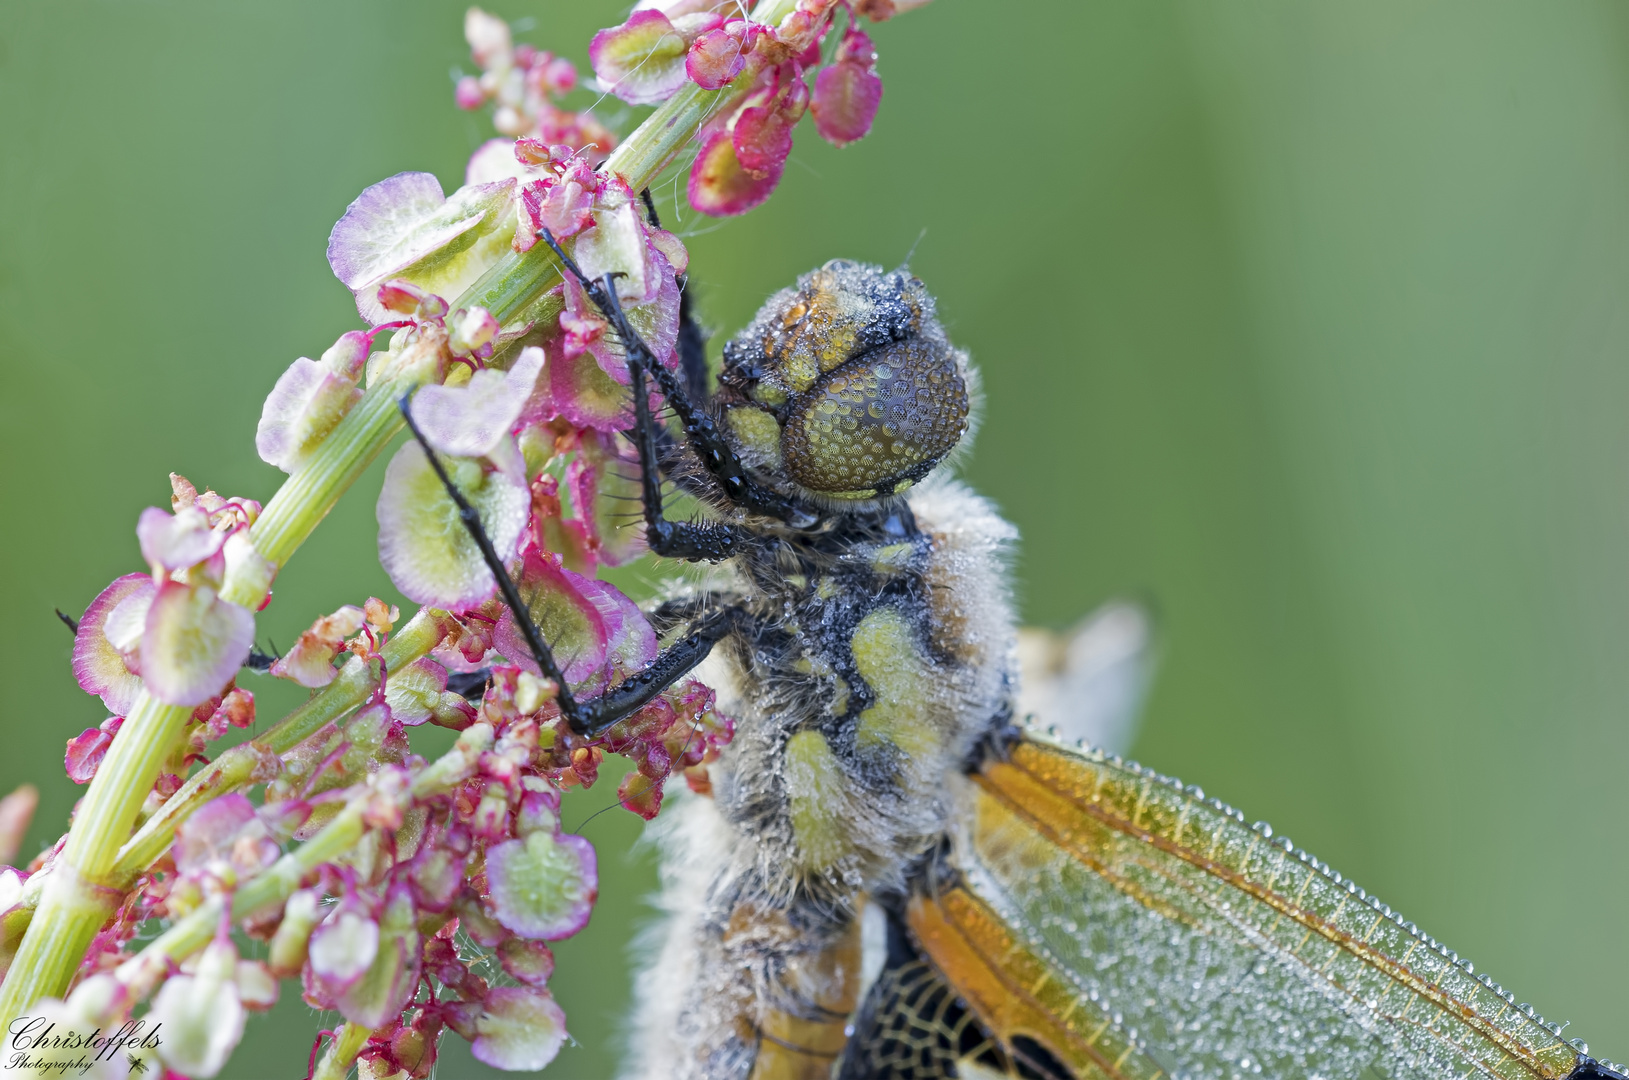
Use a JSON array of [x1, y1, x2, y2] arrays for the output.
[[457, 8, 617, 171], [4, 1, 935, 1073], [73, 478, 266, 712], [592, 0, 904, 215], [14, 596, 733, 1075]]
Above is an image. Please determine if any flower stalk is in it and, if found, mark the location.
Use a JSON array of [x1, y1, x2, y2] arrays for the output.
[[0, 608, 450, 1026], [117, 722, 492, 995], [0, 695, 194, 1025], [0, 19, 780, 1026], [114, 606, 449, 877], [2, 0, 923, 1070], [314, 1022, 374, 1080]]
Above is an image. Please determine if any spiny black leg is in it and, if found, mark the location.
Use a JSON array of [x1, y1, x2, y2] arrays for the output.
[[622, 319, 748, 561], [539, 228, 820, 530], [575, 607, 743, 736], [55, 608, 78, 635], [540, 229, 760, 556], [400, 393, 748, 737], [675, 278, 710, 404], [638, 187, 662, 230], [637, 191, 711, 402], [398, 393, 588, 732]]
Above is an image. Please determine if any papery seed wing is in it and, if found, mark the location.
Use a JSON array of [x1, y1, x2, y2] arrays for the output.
[[918, 731, 1607, 1080]]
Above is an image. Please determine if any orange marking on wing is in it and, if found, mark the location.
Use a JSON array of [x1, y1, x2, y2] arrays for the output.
[[908, 887, 1166, 1080], [971, 739, 1578, 1080]]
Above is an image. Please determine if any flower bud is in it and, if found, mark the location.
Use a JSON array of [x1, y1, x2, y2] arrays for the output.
[[514, 789, 559, 837], [221, 531, 276, 608], [455, 74, 485, 110], [449, 306, 500, 358], [408, 839, 468, 913], [64, 718, 121, 784], [150, 936, 247, 1078], [497, 938, 555, 986], [321, 330, 373, 382], [454, 890, 507, 948], [270, 605, 366, 688], [470, 986, 568, 1071], [308, 898, 379, 989], [336, 883, 420, 1027], [471, 785, 511, 843], [513, 671, 555, 716], [236, 959, 280, 1011], [268, 888, 322, 977]]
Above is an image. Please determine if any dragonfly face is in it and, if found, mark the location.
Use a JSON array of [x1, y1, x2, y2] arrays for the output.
[[448, 250, 1622, 1080]]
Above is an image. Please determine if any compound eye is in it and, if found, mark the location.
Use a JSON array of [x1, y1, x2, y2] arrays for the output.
[[781, 339, 969, 498]]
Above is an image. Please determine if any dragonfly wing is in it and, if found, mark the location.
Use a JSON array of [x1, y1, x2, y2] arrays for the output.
[[841, 897, 1168, 1080], [914, 729, 1614, 1080], [1015, 601, 1154, 756]]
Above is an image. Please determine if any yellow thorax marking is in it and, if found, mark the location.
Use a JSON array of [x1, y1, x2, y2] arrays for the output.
[[851, 606, 938, 760], [784, 730, 848, 871]]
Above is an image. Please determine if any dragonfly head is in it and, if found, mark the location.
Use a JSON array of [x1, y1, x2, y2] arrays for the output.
[[718, 260, 971, 503]]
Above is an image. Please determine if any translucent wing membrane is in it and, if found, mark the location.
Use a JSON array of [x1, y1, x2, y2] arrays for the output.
[[1015, 601, 1155, 756], [912, 731, 1614, 1080]]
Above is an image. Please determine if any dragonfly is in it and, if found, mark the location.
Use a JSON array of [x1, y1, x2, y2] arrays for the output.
[[408, 210, 1623, 1080]]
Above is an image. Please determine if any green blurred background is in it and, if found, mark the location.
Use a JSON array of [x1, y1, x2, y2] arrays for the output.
[[2, 1, 1625, 1074]]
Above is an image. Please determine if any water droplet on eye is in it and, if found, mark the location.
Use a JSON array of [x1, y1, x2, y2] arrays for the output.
[[868, 403, 884, 419], [875, 364, 892, 379]]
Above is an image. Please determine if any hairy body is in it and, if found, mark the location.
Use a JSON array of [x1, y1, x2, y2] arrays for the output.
[[627, 477, 1016, 1079]]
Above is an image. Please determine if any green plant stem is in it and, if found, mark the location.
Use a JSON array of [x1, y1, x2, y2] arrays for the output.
[[113, 607, 448, 880], [314, 1022, 372, 1080], [235, 375, 437, 594], [116, 724, 492, 996], [453, 11, 793, 327], [0, 609, 450, 1026], [2, 0, 799, 1027], [0, 692, 193, 1025]]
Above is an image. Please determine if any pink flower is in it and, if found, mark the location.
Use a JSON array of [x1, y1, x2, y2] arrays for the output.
[[65, 717, 122, 784], [470, 986, 568, 1071], [375, 351, 542, 611], [411, 349, 542, 462], [688, 128, 784, 217], [268, 605, 366, 688], [384, 656, 478, 729], [518, 156, 600, 250], [492, 550, 610, 687], [686, 23, 755, 90], [142, 581, 255, 708], [485, 827, 598, 941], [568, 432, 647, 567], [72, 573, 155, 714], [589, 9, 692, 106], [734, 71, 808, 173], [256, 331, 370, 474], [137, 506, 223, 574], [172, 792, 279, 879], [459, 9, 614, 166]]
